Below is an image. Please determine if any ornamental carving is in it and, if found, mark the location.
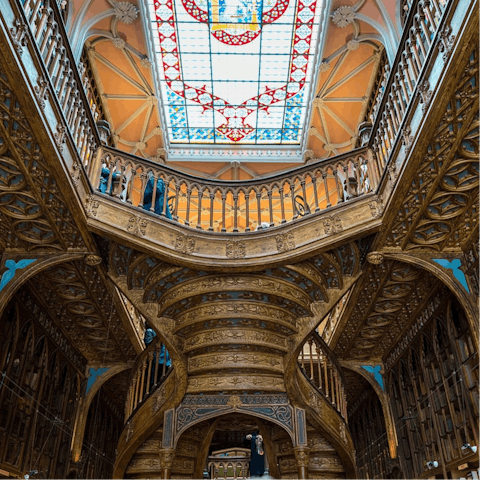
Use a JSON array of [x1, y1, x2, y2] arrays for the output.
[[125, 420, 134, 443], [189, 352, 283, 370], [276, 232, 295, 252], [71, 161, 81, 187], [159, 449, 175, 469], [113, 1, 139, 24], [85, 194, 100, 218], [368, 195, 384, 218], [127, 215, 148, 236], [176, 394, 292, 436], [54, 124, 67, 153], [437, 25, 456, 62], [184, 329, 286, 351], [385, 47, 478, 250], [226, 395, 243, 409], [9, 18, 28, 54], [158, 275, 310, 312], [417, 80, 433, 114], [366, 252, 384, 265], [84, 254, 102, 266], [226, 239, 246, 258], [152, 384, 167, 413], [34, 77, 49, 110], [331, 6, 355, 28], [384, 291, 443, 370], [293, 447, 310, 467], [175, 234, 195, 254], [323, 215, 343, 235], [401, 126, 413, 153], [176, 302, 295, 325]]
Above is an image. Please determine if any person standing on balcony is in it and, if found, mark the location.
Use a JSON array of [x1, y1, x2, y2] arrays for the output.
[[245, 429, 264, 477]]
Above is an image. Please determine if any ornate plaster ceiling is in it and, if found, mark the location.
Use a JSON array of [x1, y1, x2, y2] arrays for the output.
[[65, 0, 400, 178], [333, 260, 443, 361]]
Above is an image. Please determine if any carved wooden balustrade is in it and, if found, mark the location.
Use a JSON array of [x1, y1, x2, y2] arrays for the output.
[[207, 449, 250, 480], [19, 0, 100, 168], [124, 335, 172, 421], [370, 0, 452, 169], [92, 145, 377, 233], [299, 331, 347, 420], [15, 0, 456, 236]]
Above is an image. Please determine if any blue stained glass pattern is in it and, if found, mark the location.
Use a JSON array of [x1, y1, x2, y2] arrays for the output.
[[148, 0, 323, 145]]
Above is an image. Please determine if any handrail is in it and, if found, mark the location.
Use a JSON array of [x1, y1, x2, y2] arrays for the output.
[[19, 0, 101, 171], [298, 331, 347, 420], [124, 336, 172, 422], [368, 0, 452, 169], [92, 145, 377, 233], [17, 0, 453, 235]]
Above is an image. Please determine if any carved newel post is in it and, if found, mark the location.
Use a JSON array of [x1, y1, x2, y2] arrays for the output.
[[293, 446, 310, 479], [159, 448, 175, 479]]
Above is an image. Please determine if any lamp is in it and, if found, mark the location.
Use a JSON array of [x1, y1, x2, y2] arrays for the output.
[[426, 461, 439, 470], [461, 444, 478, 454]]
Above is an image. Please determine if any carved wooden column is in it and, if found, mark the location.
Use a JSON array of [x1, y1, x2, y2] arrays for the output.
[[159, 448, 175, 479], [293, 446, 310, 479]]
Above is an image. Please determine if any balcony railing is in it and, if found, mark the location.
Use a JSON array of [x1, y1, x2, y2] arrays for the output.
[[92, 145, 376, 233], [298, 331, 347, 420], [15, 0, 453, 234], [370, 0, 451, 169], [124, 335, 172, 421], [19, 0, 100, 169]]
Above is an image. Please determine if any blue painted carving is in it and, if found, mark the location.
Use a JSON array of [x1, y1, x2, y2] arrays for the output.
[[295, 408, 307, 445], [0, 259, 37, 292], [86, 367, 109, 393], [361, 365, 384, 391], [432, 258, 470, 293], [176, 394, 293, 438], [163, 409, 175, 448]]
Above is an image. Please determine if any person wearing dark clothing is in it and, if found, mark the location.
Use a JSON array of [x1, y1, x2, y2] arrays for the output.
[[99, 166, 120, 194], [144, 328, 171, 367], [142, 176, 172, 219], [245, 430, 264, 477]]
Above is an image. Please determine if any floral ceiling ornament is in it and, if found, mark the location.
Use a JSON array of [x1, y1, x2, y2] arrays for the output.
[[319, 62, 330, 73], [112, 37, 126, 49], [331, 6, 356, 28], [346, 39, 360, 51], [113, 1, 139, 24]]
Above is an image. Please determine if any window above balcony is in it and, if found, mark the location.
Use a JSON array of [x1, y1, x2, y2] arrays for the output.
[[147, 0, 324, 150]]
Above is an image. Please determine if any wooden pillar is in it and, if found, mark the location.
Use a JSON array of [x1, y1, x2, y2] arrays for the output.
[[159, 448, 175, 479], [293, 446, 310, 479]]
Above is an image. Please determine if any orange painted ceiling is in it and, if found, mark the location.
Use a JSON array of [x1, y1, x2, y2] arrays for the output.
[[67, 0, 400, 179]]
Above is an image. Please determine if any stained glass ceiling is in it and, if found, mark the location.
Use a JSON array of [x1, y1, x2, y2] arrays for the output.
[[147, 0, 324, 150]]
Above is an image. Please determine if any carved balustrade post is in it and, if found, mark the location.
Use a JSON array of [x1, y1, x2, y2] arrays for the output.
[[221, 191, 227, 232], [311, 175, 320, 212], [289, 181, 297, 219], [293, 446, 310, 479], [233, 192, 239, 232], [267, 189, 273, 226], [174, 182, 181, 220], [279, 186, 286, 223], [150, 177, 159, 213], [159, 448, 175, 479], [197, 188, 203, 229], [256, 191, 262, 227], [244, 189, 251, 231], [209, 191, 215, 231]]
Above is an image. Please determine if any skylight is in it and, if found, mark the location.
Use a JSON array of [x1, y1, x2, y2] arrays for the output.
[[148, 0, 324, 147]]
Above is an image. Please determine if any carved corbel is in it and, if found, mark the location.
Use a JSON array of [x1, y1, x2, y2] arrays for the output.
[[159, 448, 176, 479], [293, 446, 310, 479]]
